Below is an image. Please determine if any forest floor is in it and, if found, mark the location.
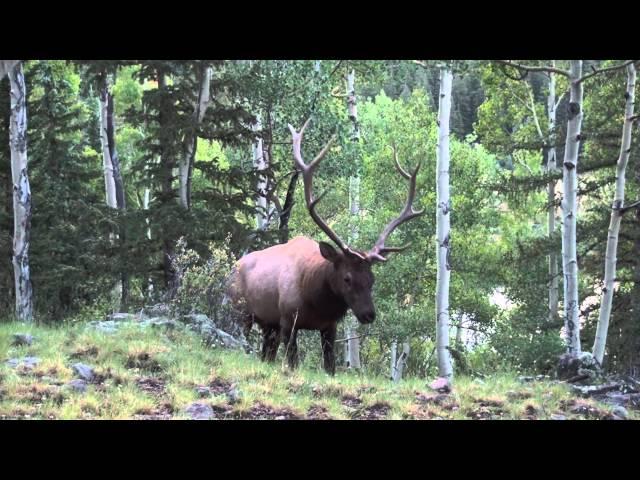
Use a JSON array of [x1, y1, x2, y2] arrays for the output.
[[0, 320, 637, 420]]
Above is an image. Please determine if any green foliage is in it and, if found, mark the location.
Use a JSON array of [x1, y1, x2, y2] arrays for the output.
[[169, 235, 238, 326], [2, 59, 640, 379]]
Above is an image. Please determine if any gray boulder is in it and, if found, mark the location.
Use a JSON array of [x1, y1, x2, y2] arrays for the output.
[[185, 402, 214, 420], [12, 334, 34, 346], [66, 379, 88, 393], [72, 363, 95, 382], [6, 356, 40, 369]]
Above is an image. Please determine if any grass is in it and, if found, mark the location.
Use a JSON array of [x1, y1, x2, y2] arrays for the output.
[[0, 320, 636, 420]]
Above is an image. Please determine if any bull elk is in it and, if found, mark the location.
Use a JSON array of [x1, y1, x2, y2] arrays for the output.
[[229, 118, 424, 375]]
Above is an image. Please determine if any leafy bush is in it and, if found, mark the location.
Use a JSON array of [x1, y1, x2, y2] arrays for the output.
[[169, 235, 242, 334]]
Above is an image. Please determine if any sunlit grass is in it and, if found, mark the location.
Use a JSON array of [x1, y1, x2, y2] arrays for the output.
[[0, 320, 637, 420]]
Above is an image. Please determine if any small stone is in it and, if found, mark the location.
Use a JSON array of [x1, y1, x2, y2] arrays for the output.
[[518, 376, 535, 383], [196, 386, 211, 398], [550, 414, 567, 420], [12, 334, 34, 346], [107, 312, 137, 322], [86, 321, 120, 334], [429, 377, 451, 393], [67, 379, 88, 393], [612, 405, 628, 420], [185, 402, 214, 420], [6, 356, 40, 369], [72, 363, 95, 382], [226, 386, 240, 405]]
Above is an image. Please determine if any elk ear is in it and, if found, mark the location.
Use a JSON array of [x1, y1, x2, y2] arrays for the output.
[[319, 242, 340, 264]]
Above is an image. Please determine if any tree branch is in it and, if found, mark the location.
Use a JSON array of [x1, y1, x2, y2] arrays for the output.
[[620, 199, 640, 214], [576, 60, 637, 84], [496, 60, 570, 77]]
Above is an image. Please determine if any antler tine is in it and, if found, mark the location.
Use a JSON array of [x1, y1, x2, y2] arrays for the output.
[[391, 144, 411, 180], [289, 119, 361, 258], [367, 149, 425, 263]]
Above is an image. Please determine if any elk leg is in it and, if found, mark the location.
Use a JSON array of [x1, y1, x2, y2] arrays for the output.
[[320, 324, 336, 376], [261, 326, 280, 362], [281, 325, 299, 369], [241, 315, 254, 339]]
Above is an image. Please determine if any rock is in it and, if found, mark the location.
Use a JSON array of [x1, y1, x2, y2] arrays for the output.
[[604, 392, 630, 406], [6, 356, 40, 369], [612, 406, 628, 419], [143, 304, 171, 318], [226, 386, 240, 405], [12, 334, 34, 346], [182, 313, 210, 325], [196, 386, 212, 398], [184, 314, 247, 350], [107, 312, 137, 322], [140, 318, 178, 330], [518, 376, 535, 383], [72, 363, 95, 382], [557, 352, 601, 381], [185, 402, 214, 420], [571, 382, 620, 397], [66, 379, 88, 393], [86, 320, 120, 334], [550, 414, 567, 420], [429, 377, 451, 393]]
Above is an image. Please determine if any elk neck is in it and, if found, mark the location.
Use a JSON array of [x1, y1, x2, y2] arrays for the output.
[[301, 257, 349, 320]]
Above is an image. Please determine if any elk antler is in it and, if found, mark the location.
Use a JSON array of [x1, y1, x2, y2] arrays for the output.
[[288, 119, 365, 260], [366, 146, 425, 263]]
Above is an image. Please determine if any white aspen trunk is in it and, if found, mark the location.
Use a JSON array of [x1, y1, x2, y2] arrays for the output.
[[344, 69, 361, 369], [547, 67, 560, 323], [253, 114, 270, 230], [99, 72, 128, 308], [180, 66, 211, 209], [346, 69, 359, 141], [1, 60, 20, 81], [9, 62, 33, 322], [345, 175, 361, 369], [561, 60, 584, 355], [455, 317, 463, 346], [99, 75, 117, 209], [592, 63, 637, 365], [390, 340, 397, 380], [143, 186, 153, 297], [436, 68, 453, 380], [392, 341, 410, 382]]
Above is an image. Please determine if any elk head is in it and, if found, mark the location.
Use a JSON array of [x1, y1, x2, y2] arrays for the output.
[[288, 119, 425, 324]]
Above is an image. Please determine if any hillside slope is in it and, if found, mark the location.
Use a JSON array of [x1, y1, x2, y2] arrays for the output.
[[0, 321, 635, 420]]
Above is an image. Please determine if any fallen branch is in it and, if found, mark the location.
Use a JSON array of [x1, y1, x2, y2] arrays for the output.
[[571, 382, 621, 397], [563, 373, 591, 384]]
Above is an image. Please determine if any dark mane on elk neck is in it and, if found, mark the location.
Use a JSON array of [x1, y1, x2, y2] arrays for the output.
[[228, 118, 424, 375]]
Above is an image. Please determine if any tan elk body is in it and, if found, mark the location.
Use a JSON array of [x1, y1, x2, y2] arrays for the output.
[[229, 119, 424, 374]]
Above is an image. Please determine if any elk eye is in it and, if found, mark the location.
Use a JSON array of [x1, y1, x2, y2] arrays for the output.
[[344, 275, 351, 284]]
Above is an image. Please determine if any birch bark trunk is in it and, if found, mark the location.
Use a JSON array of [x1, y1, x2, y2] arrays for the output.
[[8, 62, 33, 322], [546, 65, 560, 323], [179, 65, 211, 210], [561, 61, 584, 355], [1, 60, 19, 81], [592, 62, 637, 365], [436, 67, 453, 380], [344, 69, 361, 369]]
